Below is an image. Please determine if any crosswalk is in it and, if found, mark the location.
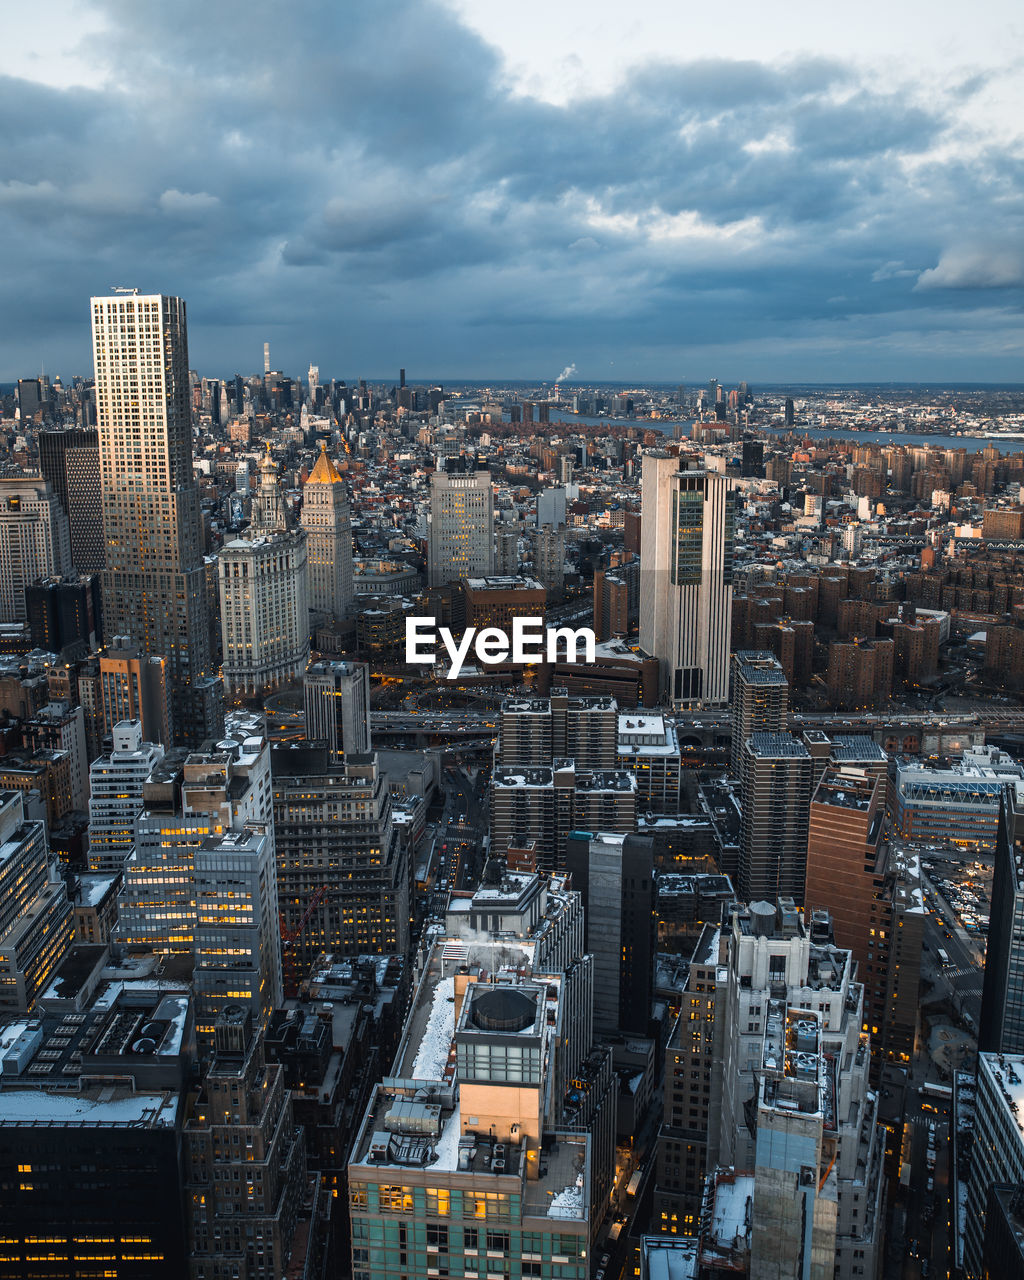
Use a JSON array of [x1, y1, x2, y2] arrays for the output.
[[907, 1114, 944, 1133], [943, 965, 983, 985]]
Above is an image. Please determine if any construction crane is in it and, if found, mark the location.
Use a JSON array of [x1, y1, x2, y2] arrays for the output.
[[279, 885, 328, 999]]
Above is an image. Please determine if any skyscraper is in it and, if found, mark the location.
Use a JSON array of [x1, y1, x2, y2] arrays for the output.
[[184, 1007, 313, 1278], [218, 448, 309, 698], [665, 901, 885, 1275], [980, 784, 1024, 1055], [738, 733, 813, 904], [0, 789, 74, 1012], [88, 719, 165, 873], [39, 426, 104, 572], [427, 466, 494, 587], [99, 637, 171, 744], [0, 477, 71, 623], [804, 767, 924, 1063], [272, 748, 409, 967], [564, 830, 655, 1036], [347, 917, 611, 1279], [533, 522, 566, 599], [303, 659, 370, 760], [300, 442, 355, 621], [639, 452, 736, 705], [193, 825, 283, 1037], [91, 292, 222, 746], [730, 650, 789, 776]]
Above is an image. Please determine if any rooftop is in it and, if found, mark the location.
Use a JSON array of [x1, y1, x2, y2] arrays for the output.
[[746, 732, 808, 759], [980, 1053, 1024, 1146], [830, 734, 888, 763], [642, 1237, 699, 1280], [812, 774, 875, 812], [464, 575, 543, 591], [0, 1085, 180, 1129]]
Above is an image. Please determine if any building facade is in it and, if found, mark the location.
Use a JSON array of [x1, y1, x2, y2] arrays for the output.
[[427, 467, 495, 587], [0, 476, 72, 623], [219, 451, 309, 698], [737, 733, 813, 905], [639, 453, 736, 706], [0, 790, 74, 1011], [304, 659, 371, 760], [88, 720, 165, 873], [100, 637, 171, 744], [301, 443, 355, 621], [91, 292, 222, 745], [730, 650, 789, 777], [980, 785, 1024, 1055], [273, 748, 410, 968]]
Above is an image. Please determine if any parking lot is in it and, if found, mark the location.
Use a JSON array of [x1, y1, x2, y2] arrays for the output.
[[920, 848, 992, 943]]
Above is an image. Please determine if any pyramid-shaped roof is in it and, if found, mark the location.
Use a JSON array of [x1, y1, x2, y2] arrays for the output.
[[306, 441, 342, 485]]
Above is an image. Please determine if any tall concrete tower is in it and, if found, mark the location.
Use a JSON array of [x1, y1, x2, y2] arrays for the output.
[[639, 451, 736, 706], [91, 292, 222, 745], [427, 466, 494, 587], [300, 442, 354, 621]]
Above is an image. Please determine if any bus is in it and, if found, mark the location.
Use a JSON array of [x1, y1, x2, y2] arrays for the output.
[[921, 1081, 953, 1107], [937, 948, 951, 966]]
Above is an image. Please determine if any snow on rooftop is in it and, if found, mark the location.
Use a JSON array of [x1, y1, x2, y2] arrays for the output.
[[0, 1088, 179, 1128], [981, 1053, 1024, 1144], [473, 873, 534, 900], [76, 874, 119, 907], [411, 975, 455, 1081], [711, 1175, 754, 1248], [547, 1177, 585, 1219], [427, 1098, 462, 1170]]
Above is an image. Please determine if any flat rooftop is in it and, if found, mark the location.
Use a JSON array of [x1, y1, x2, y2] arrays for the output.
[[746, 732, 808, 758]]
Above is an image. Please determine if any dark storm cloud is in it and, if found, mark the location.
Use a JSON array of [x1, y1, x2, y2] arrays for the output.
[[0, 0, 1021, 380]]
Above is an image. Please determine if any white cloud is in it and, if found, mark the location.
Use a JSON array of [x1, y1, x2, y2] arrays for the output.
[[915, 244, 1024, 290], [871, 260, 917, 282], [0, 179, 59, 205], [158, 188, 220, 217]]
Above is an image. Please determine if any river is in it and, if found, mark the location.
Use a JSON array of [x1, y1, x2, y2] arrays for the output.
[[504, 411, 1019, 454]]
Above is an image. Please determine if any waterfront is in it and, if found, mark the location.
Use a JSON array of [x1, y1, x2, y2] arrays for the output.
[[511, 412, 1019, 453], [757, 426, 1021, 453]]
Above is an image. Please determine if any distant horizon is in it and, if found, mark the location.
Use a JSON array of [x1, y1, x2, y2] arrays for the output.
[[5, 377, 1024, 396]]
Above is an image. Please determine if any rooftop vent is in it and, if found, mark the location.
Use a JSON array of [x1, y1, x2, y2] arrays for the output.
[[471, 986, 537, 1033]]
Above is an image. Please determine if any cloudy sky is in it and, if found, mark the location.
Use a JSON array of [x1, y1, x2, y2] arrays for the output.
[[1, 0, 1022, 384]]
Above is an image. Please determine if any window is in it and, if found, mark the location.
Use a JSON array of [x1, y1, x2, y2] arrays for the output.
[[426, 1188, 450, 1217], [486, 1230, 510, 1253], [378, 1185, 414, 1213]]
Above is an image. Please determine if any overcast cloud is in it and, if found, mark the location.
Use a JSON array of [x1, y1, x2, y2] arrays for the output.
[[0, 0, 1021, 382]]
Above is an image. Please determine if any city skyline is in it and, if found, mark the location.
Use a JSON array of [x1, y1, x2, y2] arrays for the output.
[[1, 0, 1022, 382]]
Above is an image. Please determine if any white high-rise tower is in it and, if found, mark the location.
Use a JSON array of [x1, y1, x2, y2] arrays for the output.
[[639, 450, 736, 706], [218, 447, 309, 698], [427, 466, 494, 587]]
